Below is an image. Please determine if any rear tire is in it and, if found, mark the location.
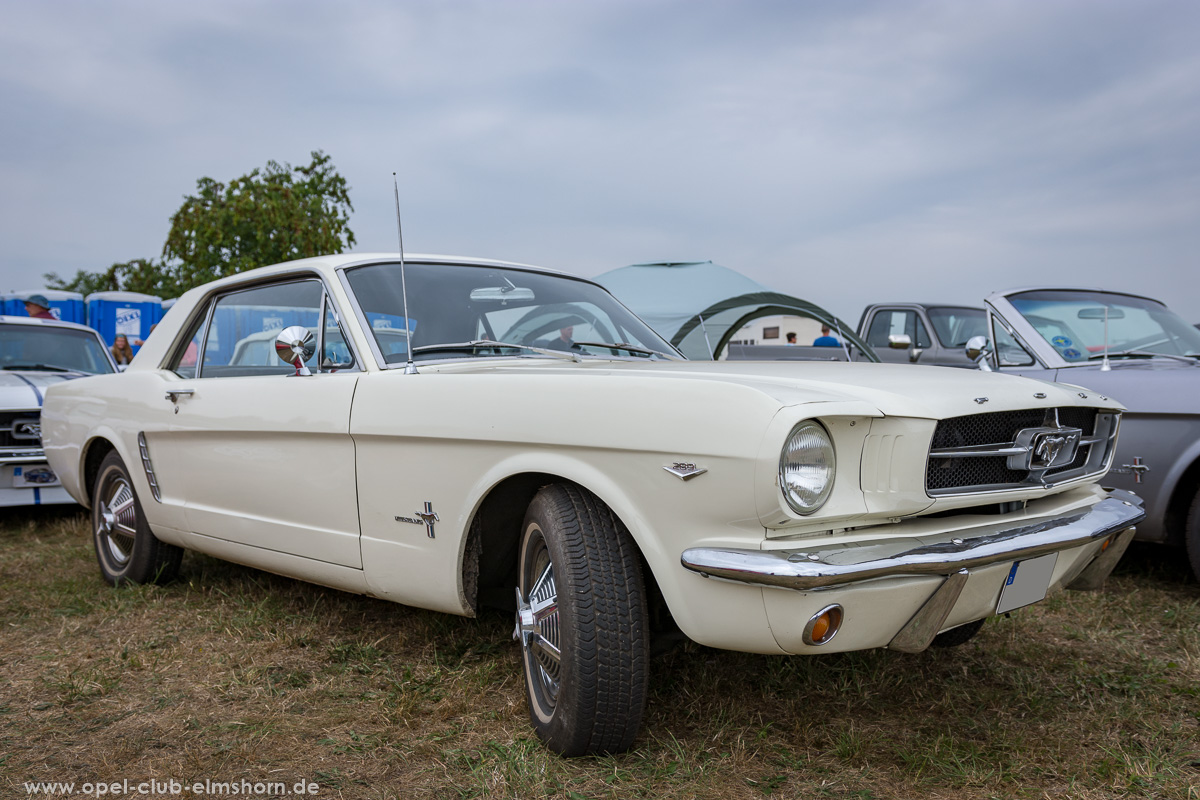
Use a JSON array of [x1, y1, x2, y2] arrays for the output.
[[92, 451, 182, 586], [514, 484, 649, 756]]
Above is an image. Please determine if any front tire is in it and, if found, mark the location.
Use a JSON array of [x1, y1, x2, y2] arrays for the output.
[[92, 451, 182, 586], [1185, 488, 1200, 582], [514, 484, 649, 756]]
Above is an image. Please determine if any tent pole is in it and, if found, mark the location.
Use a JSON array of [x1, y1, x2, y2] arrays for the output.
[[697, 314, 715, 360]]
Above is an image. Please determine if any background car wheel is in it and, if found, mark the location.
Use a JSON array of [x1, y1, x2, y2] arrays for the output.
[[1185, 489, 1200, 582], [92, 451, 182, 586], [930, 617, 985, 648], [514, 483, 649, 756]]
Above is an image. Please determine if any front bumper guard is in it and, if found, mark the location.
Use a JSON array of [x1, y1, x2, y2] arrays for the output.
[[682, 492, 1143, 654], [680, 492, 1145, 593]]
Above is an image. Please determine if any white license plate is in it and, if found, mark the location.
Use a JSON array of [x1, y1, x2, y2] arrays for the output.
[[14, 466, 61, 488], [996, 553, 1058, 614]]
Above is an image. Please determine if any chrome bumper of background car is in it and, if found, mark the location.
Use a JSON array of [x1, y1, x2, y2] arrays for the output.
[[0, 447, 48, 465], [680, 492, 1145, 592]]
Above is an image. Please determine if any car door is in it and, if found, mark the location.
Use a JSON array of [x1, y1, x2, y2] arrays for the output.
[[167, 278, 363, 568], [864, 309, 931, 363]]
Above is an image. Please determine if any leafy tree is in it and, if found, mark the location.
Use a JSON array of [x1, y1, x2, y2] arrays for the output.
[[44, 151, 355, 298], [45, 258, 179, 297], [163, 150, 355, 292]]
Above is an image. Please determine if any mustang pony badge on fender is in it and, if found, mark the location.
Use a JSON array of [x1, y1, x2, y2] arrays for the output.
[[396, 502, 440, 538]]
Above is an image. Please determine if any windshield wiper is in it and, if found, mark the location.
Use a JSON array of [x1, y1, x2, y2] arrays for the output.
[[411, 340, 581, 363], [572, 341, 682, 360], [1087, 349, 1198, 364], [2, 363, 74, 372]]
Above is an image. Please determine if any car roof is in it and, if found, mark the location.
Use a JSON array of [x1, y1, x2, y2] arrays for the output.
[[0, 315, 104, 334], [219, 252, 571, 282], [991, 287, 1165, 305]]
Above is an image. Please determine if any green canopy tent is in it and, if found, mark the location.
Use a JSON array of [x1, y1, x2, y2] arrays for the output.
[[594, 261, 874, 361]]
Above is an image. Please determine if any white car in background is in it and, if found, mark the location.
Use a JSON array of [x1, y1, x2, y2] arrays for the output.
[[41, 254, 1143, 755], [0, 316, 118, 506]]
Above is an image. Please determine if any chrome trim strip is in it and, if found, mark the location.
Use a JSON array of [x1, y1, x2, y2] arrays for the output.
[[0, 447, 46, 464], [680, 495, 1145, 591], [137, 432, 162, 503], [929, 434, 1107, 459], [888, 569, 969, 653], [929, 443, 1028, 458]]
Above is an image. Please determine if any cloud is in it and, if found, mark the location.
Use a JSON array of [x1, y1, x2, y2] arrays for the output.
[[1, 0, 1197, 323]]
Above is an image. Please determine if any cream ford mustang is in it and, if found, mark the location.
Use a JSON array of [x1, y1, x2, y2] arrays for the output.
[[42, 254, 1144, 756]]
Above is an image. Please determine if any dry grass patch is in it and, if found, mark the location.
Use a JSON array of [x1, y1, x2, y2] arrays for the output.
[[1, 507, 1197, 799]]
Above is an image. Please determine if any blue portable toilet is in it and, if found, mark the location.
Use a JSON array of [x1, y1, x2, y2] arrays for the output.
[[85, 291, 164, 350], [2, 289, 86, 323]]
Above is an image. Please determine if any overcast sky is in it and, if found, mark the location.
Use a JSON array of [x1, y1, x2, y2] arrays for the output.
[[2, 0, 1198, 325]]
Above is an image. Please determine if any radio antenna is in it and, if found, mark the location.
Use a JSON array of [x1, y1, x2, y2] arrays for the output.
[[393, 173, 418, 374]]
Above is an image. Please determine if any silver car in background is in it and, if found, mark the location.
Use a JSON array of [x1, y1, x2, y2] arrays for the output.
[[0, 316, 118, 505], [972, 288, 1200, 579]]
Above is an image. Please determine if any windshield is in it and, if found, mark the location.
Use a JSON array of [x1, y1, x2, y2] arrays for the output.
[[344, 262, 680, 363], [1007, 290, 1200, 362], [927, 307, 987, 347], [0, 325, 115, 374]]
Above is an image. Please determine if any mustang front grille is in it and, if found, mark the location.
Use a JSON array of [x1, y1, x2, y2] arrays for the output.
[[926, 407, 1118, 496], [0, 411, 43, 450]]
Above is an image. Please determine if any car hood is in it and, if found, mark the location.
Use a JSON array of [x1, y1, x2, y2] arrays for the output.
[[0, 371, 89, 409], [1053, 358, 1200, 415], [434, 359, 1119, 420]]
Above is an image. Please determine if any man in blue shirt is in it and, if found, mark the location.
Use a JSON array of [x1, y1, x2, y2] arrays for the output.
[[813, 325, 840, 347]]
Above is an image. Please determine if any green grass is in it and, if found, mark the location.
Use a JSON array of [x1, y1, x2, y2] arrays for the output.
[[1, 507, 1197, 799]]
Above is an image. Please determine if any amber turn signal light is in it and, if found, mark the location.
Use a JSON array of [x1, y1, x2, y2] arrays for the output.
[[802, 604, 844, 646]]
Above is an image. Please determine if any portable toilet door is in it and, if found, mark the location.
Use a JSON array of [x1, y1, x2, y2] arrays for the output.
[[2, 290, 86, 323], [84, 291, 164, 350]]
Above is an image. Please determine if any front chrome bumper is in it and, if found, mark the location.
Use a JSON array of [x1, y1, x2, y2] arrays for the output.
[[681, 491, 1145, 592]]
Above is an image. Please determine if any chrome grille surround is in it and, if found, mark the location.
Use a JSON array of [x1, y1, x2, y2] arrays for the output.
[[926, 408, 1119, 496]]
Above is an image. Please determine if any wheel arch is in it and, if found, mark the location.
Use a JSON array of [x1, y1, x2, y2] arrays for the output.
[[1163, 448, 1200, 548], [80, 435, 120, 508], [462, 469, 668, 630]]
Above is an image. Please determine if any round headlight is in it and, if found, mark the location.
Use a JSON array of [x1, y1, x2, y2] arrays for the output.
[[780, 421, 835, 515]]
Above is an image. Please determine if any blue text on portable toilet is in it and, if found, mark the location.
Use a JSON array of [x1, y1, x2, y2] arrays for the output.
[[2, 290, 86, 323], [85, 291, 164, 349]]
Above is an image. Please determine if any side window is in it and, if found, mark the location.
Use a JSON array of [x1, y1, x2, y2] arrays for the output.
[[992, 320, 1036, 367], [865, 313, 895, 347], [171, 315, 206, 379], [173, 280, 324, 378], [321, 297, 355, 370], [867, 310, 929, 348]]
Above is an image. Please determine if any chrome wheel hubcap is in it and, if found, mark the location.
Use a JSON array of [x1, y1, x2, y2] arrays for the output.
[[515, 542, 561, 709], [98, 476, 137, 567]]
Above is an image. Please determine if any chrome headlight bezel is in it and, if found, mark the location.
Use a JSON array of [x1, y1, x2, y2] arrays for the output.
[[779, 420, 836, 515]]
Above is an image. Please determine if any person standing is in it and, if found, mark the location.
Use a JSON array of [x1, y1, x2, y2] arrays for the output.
[[110, 334, 136, 366], [23, 294, 55, 319], [813, 325, 840, 347]]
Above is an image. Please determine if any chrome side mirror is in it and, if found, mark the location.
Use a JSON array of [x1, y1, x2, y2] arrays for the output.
[[887, 333, 912, 349], [965, 335, 993, 372], [275, 326, 315, 376]]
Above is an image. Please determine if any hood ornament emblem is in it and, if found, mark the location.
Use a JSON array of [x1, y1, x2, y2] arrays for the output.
[[664, 462, 707, 481], [974, 397, 989, 405]]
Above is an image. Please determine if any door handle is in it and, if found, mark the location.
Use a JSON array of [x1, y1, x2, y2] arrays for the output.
[[165, 388, 195, 402]]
